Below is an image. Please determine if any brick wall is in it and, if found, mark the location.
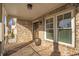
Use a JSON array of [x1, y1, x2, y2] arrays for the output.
[[14, 4, 79, 55], [33, 4, 79, 55], [75, 7, 79, 53], [16, 19, 33, 43]]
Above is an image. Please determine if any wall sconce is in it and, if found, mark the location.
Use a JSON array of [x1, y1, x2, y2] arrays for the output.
[[27, 4, 32, 10]]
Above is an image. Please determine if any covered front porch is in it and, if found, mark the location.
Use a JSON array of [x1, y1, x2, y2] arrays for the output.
[[0, 3, 79, 56]]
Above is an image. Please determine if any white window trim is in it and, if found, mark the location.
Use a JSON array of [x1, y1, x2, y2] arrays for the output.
[[44, 9, 75, 47], [56, 10, 75, 47], [44, 16, 55, 42]]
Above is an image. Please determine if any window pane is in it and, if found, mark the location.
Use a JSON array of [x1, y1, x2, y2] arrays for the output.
[[46, 24, 50, 28], [57, 13, 71, 28], [57, 15, 63, 28], [46, 18, 53, 28], [64, 12, 71, 19], [46, 18, 53, 24], [49, 18, 53, 23], [46, 29, 54, 40], [46, 23, 53, 28], [58, 29, 72, 44], [46, 19, 49, 24], [59, 19, 71, 28], [50, 23, 53, 28]]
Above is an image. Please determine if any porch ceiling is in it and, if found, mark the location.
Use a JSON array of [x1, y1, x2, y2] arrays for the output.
[[4, 3, 65, 20]]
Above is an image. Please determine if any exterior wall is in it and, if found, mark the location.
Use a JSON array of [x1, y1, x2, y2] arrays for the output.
[[16, 19, 33, 43], [0, 3, 2, 55], [33, 4, 79, 55], [75, 7, 79, 53]]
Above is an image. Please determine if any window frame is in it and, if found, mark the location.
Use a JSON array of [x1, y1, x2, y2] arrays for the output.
[[45, 16, 55, 42], [56, 10, 75, 47], [45, 9, 75, 47]]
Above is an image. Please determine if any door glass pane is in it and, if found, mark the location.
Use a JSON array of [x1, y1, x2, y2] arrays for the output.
[[58, 29, 72, 44], [46, 29, 54, 40]]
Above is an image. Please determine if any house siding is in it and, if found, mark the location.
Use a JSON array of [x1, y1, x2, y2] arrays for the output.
[[33, 4, 79, 55]]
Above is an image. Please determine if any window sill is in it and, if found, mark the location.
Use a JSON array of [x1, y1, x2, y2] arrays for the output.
[[45, 39, 75, 48]]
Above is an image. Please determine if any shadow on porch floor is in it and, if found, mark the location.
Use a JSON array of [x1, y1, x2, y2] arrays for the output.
[[4, 40, 79, 56], [4, 41, 76, 56], [4, 40, 55, 56]]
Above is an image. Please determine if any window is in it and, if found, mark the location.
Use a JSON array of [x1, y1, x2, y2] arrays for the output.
[[57, 12, 72, 44], [45, 10, 75, 47], [45, 18, 54, 40]]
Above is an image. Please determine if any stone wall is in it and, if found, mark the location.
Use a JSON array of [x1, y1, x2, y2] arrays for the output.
[[57, 7, 79, 56], [33, 4, 79, 55], [16, 19, 33, 43], [75, 7, 79, 53]]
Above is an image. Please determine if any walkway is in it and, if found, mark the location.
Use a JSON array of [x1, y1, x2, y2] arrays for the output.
[[4, 40, 53, 56]]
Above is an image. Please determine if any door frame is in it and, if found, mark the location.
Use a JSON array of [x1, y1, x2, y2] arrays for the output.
[[32, 19, 39, 40]]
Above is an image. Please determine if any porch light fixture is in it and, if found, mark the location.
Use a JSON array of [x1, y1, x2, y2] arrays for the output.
[[27, 4, 32, 10]]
